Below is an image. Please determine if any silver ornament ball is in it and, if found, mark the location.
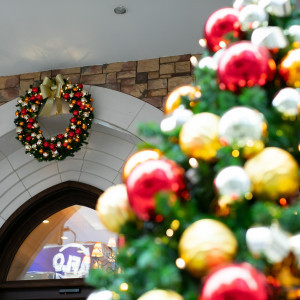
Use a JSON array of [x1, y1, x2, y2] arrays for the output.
[[215, 166, 251, 199], [272, 87, 300, 118], [16, 126, 23, 134], [160, 107, 193, 134], [218, 106, 267, 148], [239, 4, 268, 31]]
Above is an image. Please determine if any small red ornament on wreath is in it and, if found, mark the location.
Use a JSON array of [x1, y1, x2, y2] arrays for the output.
[[14, 74, 94, 161]]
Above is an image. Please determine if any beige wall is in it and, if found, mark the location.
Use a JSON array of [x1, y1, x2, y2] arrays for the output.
[[0, 54, 201, 110]]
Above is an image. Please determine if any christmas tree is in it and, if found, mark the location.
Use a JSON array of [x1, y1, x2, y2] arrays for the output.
[[87, 0, 300, 299]]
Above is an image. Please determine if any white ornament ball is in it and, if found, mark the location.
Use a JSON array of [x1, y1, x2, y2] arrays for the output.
[[16, 126, 23, 134], [272, 87, 300, 118], [218, 106, 266, 148], [160, 107, 193, 134], [215, 166, 251, 200], [239, 4, 268, 31]]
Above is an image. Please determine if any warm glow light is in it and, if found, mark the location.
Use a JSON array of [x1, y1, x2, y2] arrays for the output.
[[120, 283, 129, 291], [61, 236, 68, 240], [108, 237, 117, 248], [189, 158, 198, 168], [43, 220, 49, 224], [190, 56, 198, 66], [171, 220, 180, 231], [199, 38, 207, 48], [219, 41, 227, 48], [232, 149, 240, 157], [245, 192, 253, 200], [166, 229, 174, 237], [279, 198, 287, 206], [176, 258, 186, 269]]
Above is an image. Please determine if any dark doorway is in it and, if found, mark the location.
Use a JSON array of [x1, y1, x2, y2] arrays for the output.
[[0, 182, 104, 300]]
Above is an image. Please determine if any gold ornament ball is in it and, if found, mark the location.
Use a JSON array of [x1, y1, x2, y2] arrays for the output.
[[179, 219, 237, 277], [279, 48, 300, 88], [244, 147, 299, 201], [179, 112, 220, 161], [164, 85, 201, 114], [137, 290, 183, 300], [96, 184, 135, 233], [122, 149, 162, 182]]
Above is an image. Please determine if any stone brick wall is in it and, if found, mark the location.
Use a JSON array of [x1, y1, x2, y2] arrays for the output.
[[0, 53, 201, 110]]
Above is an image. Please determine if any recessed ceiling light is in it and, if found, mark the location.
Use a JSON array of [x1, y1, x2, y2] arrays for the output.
[[114, 6, 127, 15]]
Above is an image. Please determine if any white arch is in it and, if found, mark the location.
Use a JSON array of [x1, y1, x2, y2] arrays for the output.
[[0, 86, 163, 227]]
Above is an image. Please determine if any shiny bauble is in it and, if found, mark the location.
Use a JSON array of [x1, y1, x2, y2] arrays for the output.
[[279, 49, 300, 88], [218, 41, 275, 91], [96, 184, 135, 233], [126, 159, 186, 221], [272, 87, 300, 118], [260, 0, 292, 17], [164, 85, 201, 114], [218, 107, 267, 150], [239, 4, 268, 31], [288, 25, 300, 46], [179, 112, 220, 161], [204, 8, 241, 52], [200, 264, 270, 300], [122, 149, 161, 182], [244, 147, 299, 201], [179, 219, 237, 277], [138, 290, 183, 300], [233, 0, 257, 10], [160, 107, 193, 135], [215, 166, 251, 200], [16, 126, 23, 134], [198, 56, 218, 71], [251, 26, 288, 50]]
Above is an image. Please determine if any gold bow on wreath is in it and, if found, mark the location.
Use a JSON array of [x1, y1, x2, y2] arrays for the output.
[[39, 74, 65, 117]]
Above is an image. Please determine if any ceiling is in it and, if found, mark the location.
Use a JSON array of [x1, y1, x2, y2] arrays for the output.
[[0, 0, 232, 76]]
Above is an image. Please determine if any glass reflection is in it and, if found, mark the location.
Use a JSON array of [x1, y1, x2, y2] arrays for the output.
[[7, 205, 118, 281]]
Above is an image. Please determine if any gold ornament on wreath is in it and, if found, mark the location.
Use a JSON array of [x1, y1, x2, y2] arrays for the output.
[[14, 74, 94, 161]]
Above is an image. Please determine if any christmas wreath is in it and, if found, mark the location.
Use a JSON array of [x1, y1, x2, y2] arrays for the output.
[[14, 74, 94, 161]]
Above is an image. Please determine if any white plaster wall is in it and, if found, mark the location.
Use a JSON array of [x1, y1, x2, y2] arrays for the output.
[[0, 86, 163, 227]]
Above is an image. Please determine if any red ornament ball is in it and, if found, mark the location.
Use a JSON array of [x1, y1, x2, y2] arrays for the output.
[[21, 109, 27, 115], [218, 41, 275, 91], [73, 110, 79, 116], [57, 134, 64, 139], [126, 159, 186, 221], [70, 117, 77, 123], [32, 87, 38, 94], [63, 93, 70, 99], [200, 264, 271, 300], [204, 7, 241, 52], [43, 141, 49, 148], [36, 94, 43, 101], [49, 143, 56, 150], [26, 136, 31, 142], [30, 95, 36, 101], [74, 92, 81, 98], [78, 84, 83, 89]]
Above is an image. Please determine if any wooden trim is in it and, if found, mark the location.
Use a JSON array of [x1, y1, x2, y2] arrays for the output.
[[0, 181, 102, 284]]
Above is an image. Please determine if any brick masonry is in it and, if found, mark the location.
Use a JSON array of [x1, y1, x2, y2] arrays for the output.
[[0, 54, 201, 111]]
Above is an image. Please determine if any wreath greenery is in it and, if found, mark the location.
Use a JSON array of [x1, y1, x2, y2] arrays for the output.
[[14, 76, 94, 161]]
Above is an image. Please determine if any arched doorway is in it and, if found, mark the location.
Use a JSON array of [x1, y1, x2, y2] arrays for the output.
[[0, 181, 107, 300]]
